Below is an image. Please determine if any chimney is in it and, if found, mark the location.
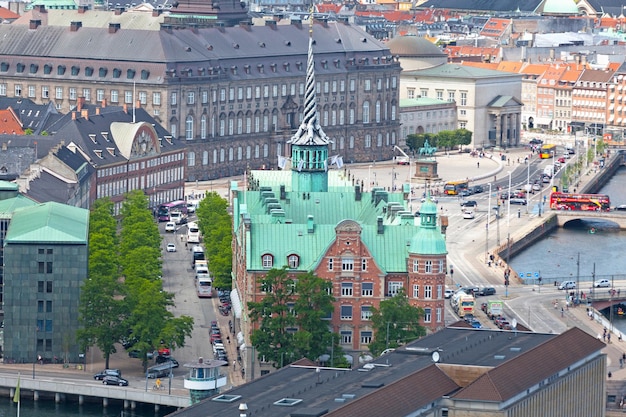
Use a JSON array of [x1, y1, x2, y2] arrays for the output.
[[123, 103, 128, 114], [77, 96, 85, 111], [71, 111, 77, 121], [239, 21, 252, 31], [115, 6, 124, 15], [29, 19, 41, 29], [265, 20, 277, 30], [215, 22, 226, 32], [355, 185, 362, 201], [2, 143, 6, 151], [136, 100, 141, 109], [291, 19, 302, 29], [108, 23, 121, 33], [101, 98, 107, 108], [280, 184, 286, 200], [34, 4, 46, 12], [314, 16, 329, 28], [70, 21, 82, 32], [81, 109, 89, 120], [377, 216, 384, 234], [152, 9, 161, 17], [96, 107, 101, 116], [78, 5, 88, 13], [307, 215, 314, 234]]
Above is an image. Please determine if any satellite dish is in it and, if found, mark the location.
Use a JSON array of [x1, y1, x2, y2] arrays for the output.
[[511, 319, 518, 330], [431, 351, 440, 363]]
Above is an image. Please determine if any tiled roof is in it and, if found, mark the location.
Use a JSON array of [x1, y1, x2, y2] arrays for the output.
[[6, 201, 89, 244], [480, 17, 510, 38], [0, 108, 24, 135], [520, 63, 550, 76], [0, 98, 59, 135], [579, 68, 615, 82], [0, 6, 20, 19], [444, 45, 499, 59], [452, 327, 605, 402]]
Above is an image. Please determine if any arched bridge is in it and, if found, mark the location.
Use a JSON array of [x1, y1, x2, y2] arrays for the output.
[[553, 210, 626, 229]]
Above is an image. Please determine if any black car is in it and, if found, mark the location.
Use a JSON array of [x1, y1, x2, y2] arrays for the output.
[[529, 138, 543, 145], [103, 375, 129, 386], [156, 356, 179, 367], [94, 369, 121, 380], [462, 287, 479, 295], [470, 185, 484, 194], [460, 200, 478, 208], [478, 287, 496, 296]]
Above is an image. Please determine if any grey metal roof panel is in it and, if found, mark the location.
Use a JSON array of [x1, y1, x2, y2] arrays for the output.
[[418, 0, 542, 13]]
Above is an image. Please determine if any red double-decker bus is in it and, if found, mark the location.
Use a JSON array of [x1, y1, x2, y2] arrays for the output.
[[549, 192, 611, 212]]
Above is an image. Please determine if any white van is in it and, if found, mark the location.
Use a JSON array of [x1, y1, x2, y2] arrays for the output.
[[543, 165, 554, 178]]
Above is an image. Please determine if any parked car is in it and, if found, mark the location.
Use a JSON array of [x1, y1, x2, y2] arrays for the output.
[[594, 279, 611, 288], [128, 350, 155, 359], [460, 200, 478, 208], [166, 243, 176, 252], [478, 287, 496, 296], [94, 369, 121, 380], [103, 375, 128, 386], [156, 356, 179, 367]]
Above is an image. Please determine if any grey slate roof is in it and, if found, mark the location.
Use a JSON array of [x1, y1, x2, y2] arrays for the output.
[[167, 327, 603, 417], [417, 0, 542, 13]]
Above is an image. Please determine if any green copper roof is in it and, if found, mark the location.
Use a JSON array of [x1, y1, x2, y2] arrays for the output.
[[409, 228, 447, 255], [540, 0, 579, 15], [0, 194, 37, 220], [6, 202, 89, 244], [405, 64, 519, 79], [400, 97, 451, 107]]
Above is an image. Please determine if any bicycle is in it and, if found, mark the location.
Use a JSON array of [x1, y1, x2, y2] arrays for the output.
[[152, 384, 165, 391]]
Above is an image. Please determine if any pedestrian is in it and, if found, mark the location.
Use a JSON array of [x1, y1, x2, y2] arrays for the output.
[[477, 161, 480, 168], [233, 360, 237, 370], [227, 335, 231, 344], [450, 266, 454, 279], [561, 307, 564, 317], [608, 333, 612, 343], [620, 358, 623, 368]]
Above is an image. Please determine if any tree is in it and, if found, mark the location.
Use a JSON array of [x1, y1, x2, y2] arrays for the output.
[[368, 289, 426, 356], [78, 199, 126, 369], [248, 268, 337, 367], [196, 191, 232, 289]]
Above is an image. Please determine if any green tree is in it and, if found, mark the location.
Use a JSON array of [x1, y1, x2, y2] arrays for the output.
[[248, 268, 296, 367], [78, 199, 126, 369], [248, 268, 337, 367], [196, 191, 232, 289], [368, 288, 426, 356]]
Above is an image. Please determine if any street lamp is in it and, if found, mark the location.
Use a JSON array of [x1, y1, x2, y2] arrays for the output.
[[368, 165, 372, 191], [550, 150, 556, 188], [526, 158, 530, 213], [485, 183, 492, 264], [506, 171, 512, 231]]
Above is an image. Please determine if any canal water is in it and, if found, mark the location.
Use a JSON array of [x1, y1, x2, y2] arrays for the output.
[[0, 168, 623, 417]]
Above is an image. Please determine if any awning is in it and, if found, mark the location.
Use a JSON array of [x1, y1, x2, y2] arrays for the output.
[[230, 288, 243, 319]]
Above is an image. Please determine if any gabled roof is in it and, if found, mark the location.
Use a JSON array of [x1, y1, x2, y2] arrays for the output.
[[579, 67, 615, 82], [480, 18, 510, 38], [0, 108, 24, 135], [14, 7, 165, 30], [406, 63, 520, 79], [0, 6, 20, 20], [452, 327, 605, 402], [6, 201, 88, 244], [0, 98, 59, 135]]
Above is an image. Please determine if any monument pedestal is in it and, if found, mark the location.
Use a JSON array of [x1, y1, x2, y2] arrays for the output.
[[414, 159, 440, 181]]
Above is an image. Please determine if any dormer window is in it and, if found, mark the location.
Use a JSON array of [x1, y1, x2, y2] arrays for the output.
[[112, 68, 121, 78], [141, 69, 150, 80], [57, 65, 66, 75], [85, 67, 94, 76], [127, 69, 136, 79], [262, 254, 273, 269], [99, 67, 108, 77], [29, 64, 39, 74], [257, 64, 264, 74], [288, 254, 299, 269], [283, 62, 290, 72], [231, 66, 237, 75], [43, 64, 52, 74], [321, 60, 328, 69], [270, 63, 277, 73], [296, 61, 303, 71], [244, 64, 250, 74], [71, 66, 80, 76]]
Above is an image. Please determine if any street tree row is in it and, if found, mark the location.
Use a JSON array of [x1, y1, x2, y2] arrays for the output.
[[78, 191, 194, 369]]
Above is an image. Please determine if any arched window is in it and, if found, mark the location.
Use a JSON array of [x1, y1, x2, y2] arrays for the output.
[[262, 254, 274, 269], [200, 115, 207, 139], [362, 101, 370, 124], [288, 254, 300, 269], [187, 151, 195, 166], [228, 147, 234, 161], [202, 151, 209, 165], [375, 100, 381, 123], [185, 115, 193, 140]]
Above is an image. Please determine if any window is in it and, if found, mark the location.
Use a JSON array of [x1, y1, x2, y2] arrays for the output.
[[124, 90, 132, 104], [361, 306, 372, 320], [38, 300, 44, 312], [262, 254, 273, 268], [364, 79, 371, 91], [340, 330, 352, 344], [413, 284, 419, 298], [360, 330, 372, 344], [288, 254, 299, 269], [362, 282, 373, 296], [27, 85, 35, 98], [436, 90, 443, 100], [388, 282, 403, 296], [437, 285, 443, 299], [412, 259, 419, 273], [0, 84, 5, 96], [38, 281, 44, 292], [342, 258, 354, 271], [55, 87, 63, 100], [15, 84, 22, 96], [153, 92, 161, 105], [362, 101, 370, 123], [349, 79, 356, 92], [46, 300, 52, 313], [42, 86, 49, 99], [361, 258, 367, 271], [83, 88, 91, 101], [171, 92, 177, 105], [460, 91, 467, 106], [375, 100, 381, 122], [436, 307, 442, 323], [185, 115, 193, 140], [138, 91, 146, 105], [187, 91, 195, 105], [46, 281, 53, 292], [424, 308, 432, 323], [341, 282, 353, 296], [424, 285, 432, 299], [202, 90, 209, 104], [340, 305, 352, 320], [407, 89, 415, 99], [111, 90, 119, 103], [439, 260, 445, 273], [425, 260, 432, 273], [187, 151, 195, 166], [448, 91, 455, 102], [328, 258, 334, 271], [201, 115, 207, 139]]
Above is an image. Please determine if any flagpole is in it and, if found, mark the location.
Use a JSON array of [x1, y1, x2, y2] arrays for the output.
[[14, 373, 20, 417]]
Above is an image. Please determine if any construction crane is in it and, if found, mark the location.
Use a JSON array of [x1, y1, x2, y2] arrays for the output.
[[393, 145, 410, 165]]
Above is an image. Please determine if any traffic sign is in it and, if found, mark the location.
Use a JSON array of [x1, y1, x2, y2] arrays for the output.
[[534, 272, 540, 278]]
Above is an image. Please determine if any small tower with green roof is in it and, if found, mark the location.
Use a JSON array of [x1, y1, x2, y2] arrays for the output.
[[287, 23, 331, 193], [407, 194, 447, 333]]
